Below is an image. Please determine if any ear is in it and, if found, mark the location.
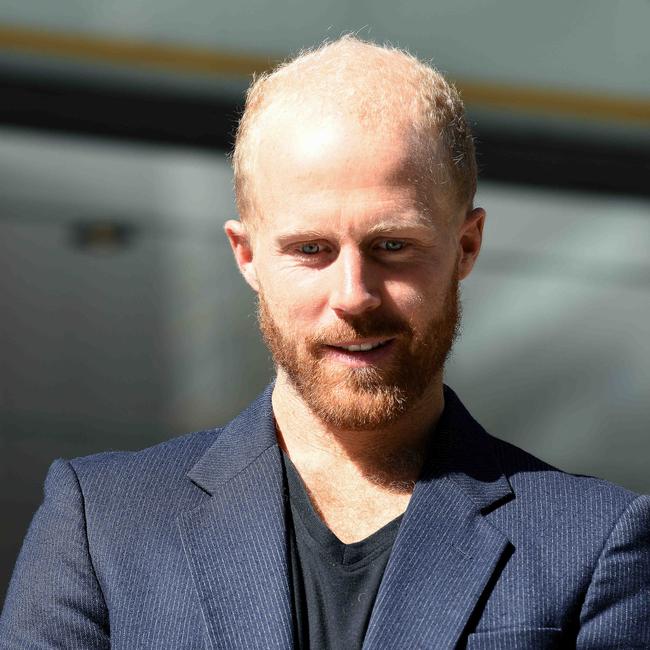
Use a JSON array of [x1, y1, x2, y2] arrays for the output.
[[457, 207, 486, 280], [224, 219, 260, 292]]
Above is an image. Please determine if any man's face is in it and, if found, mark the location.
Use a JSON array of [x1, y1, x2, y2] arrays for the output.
[[228, 113, 482, 430]]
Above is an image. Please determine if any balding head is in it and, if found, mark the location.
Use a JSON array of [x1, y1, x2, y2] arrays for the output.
[[232, 36, 477, 228]]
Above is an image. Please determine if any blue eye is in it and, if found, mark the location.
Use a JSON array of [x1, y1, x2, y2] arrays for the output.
[[381, 240, 404, 251], [300, 243, 321, 255]]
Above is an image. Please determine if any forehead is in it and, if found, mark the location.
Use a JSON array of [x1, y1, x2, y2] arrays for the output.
[[259, 107, 423, 172], [251, 109, 444, 232]]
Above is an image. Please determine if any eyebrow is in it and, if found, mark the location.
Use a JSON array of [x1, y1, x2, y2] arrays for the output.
[[273, 211, 436, 242], [364, 214, 435, 235], [274, 230, 329, 244], [273, 219, 437, 250]]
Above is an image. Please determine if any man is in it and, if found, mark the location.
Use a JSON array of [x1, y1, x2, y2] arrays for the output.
[[1, 36, 649, 649]]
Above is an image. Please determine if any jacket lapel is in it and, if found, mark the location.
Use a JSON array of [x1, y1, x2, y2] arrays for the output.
[[363, 387, 514, 650], [177, 386, 293, 650], [177, 384, 513, 650]]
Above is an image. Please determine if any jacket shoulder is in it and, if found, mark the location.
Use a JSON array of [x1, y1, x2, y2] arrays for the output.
[[67, 427, 223, 500], [74, 426, 220, 466], [494, 432, 637, 496], [487, 432, 641, 538]]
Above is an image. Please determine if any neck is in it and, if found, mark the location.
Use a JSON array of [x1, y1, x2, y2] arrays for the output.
[[272, 370, 445, 491]]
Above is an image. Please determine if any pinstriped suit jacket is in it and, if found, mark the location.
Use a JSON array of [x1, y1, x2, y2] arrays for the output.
[[1, 384, 649, 649]]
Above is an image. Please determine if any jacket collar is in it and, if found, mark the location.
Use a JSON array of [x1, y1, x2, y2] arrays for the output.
[[362, 386, 513, 649], [178, 383, 294, 650], [187, 382, 278, 494], [179, 383, 513, 650], [429, 385, 513, 512]]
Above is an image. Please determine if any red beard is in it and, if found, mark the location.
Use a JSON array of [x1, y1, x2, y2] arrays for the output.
[[257, 270, 461, 430]]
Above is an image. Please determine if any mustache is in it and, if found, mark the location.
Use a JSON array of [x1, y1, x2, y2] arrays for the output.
[[308, 313, 411, 346]]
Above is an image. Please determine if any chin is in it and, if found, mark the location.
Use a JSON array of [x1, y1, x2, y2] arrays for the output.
[[295, 375, 413, 431]]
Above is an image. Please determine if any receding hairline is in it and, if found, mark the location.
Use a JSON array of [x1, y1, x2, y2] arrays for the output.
[[232, 35, 477, 228]]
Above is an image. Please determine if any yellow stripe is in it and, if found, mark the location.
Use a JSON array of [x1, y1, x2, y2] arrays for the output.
[[0, 24, 275, 77], [1, 23, 649, 124], [456, 80, 650, 125]]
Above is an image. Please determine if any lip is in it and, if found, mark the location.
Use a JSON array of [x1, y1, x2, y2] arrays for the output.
[[321, 338, 396, 367], [328, 337, 393, 349]]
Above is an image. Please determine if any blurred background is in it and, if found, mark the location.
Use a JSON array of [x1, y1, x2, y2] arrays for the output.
[[1, 0, 649, 605]]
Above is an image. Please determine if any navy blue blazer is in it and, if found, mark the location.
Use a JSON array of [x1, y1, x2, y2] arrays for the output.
[[1, 385, 649, 649]]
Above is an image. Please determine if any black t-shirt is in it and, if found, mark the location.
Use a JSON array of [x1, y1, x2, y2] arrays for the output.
[[282, 452, 403, 650]]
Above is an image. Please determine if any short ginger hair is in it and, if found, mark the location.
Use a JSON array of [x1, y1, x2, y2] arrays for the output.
[[232, 35, 477, 225]]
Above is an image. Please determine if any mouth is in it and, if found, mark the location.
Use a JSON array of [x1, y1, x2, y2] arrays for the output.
[[330, 339, 392, 352], [322, 338, 396, 366]]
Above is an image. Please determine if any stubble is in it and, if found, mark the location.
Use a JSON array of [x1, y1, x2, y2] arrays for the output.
[[257, 271, 461, 431]]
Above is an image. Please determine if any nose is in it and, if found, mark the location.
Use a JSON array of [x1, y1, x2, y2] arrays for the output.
[[328, 247, 381, 316]]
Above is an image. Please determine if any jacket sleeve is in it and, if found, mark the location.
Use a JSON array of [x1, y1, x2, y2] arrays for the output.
[[577, 494, 650, 649], [0, 459, 110, 649]]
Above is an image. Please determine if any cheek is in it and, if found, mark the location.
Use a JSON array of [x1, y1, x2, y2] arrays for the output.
[[259, 275, 325, 330], [257, 259, 330, 318], [383, 279, 424, 311], [384, 264, 456, 328], [383, 262, 448, 308]]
